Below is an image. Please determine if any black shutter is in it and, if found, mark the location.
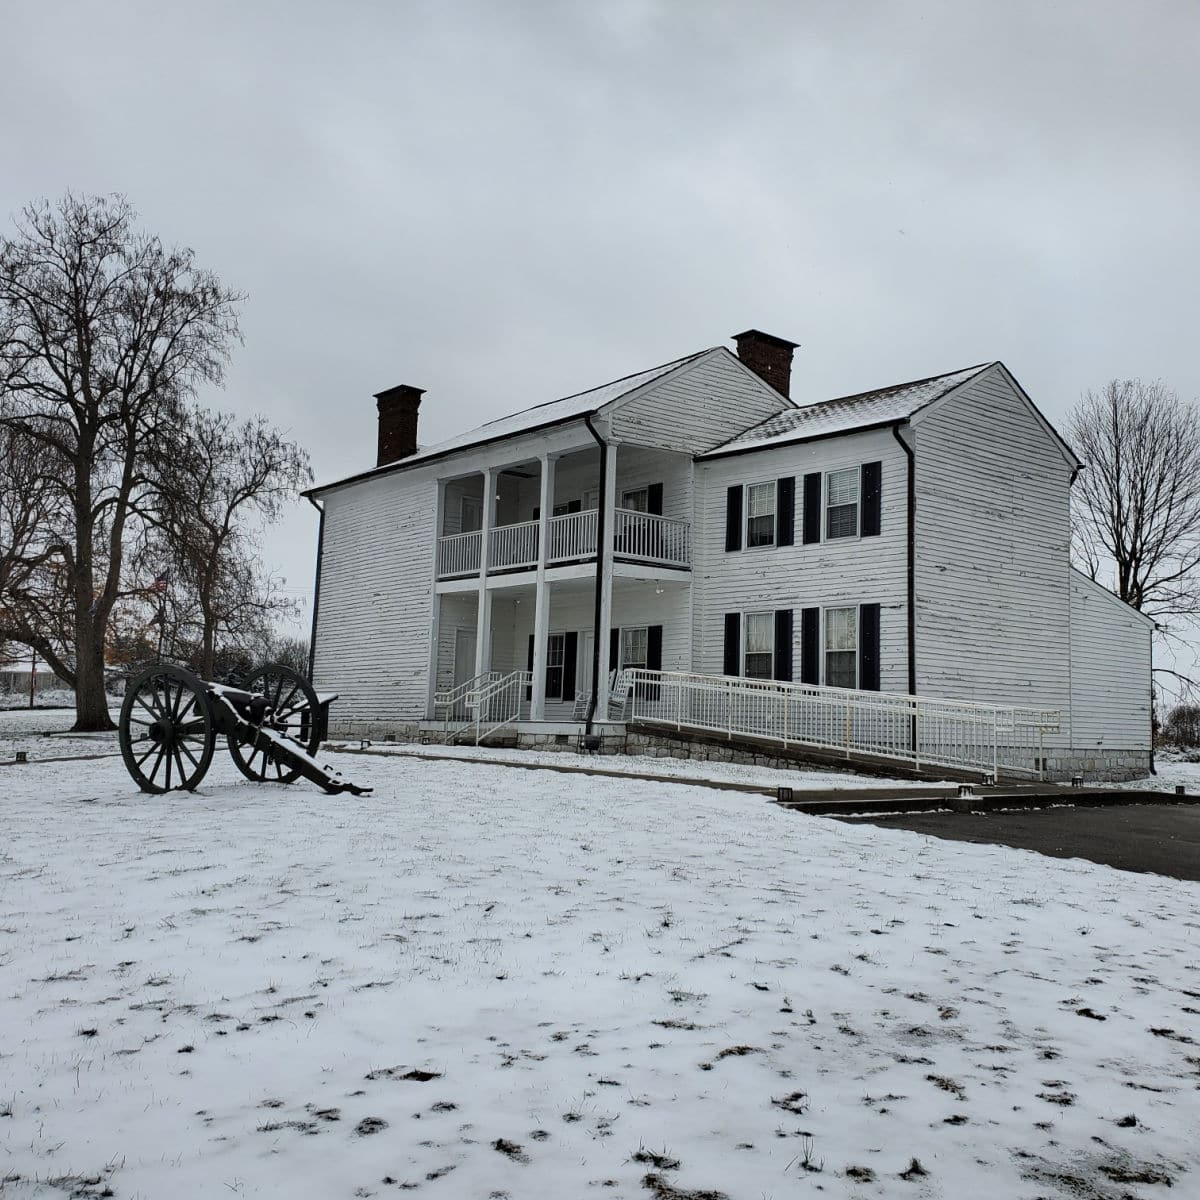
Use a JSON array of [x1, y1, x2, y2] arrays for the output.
[[777, 477, 795, 546], [723, 613, 741, 677], [532, 506, 540, 520], [646, 625, 663, 671], [562, 631, 578, 699], [802, 473, 822, 544], [647, 483, 663, 515], [725, 486, 743, 552], [773, 609, 793, 681], [526, 634, 534, 700], [800, 607, 820, 684], [567, 498, 582, 513], [861, 461, 882, 537], [860, 603, 881, 691], [645, 624, 663, 701], [610, 628, 619, 672]]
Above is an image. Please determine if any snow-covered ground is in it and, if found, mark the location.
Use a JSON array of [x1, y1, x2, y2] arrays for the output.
[[1, 753, 1197, 1198], [330, 739, 954, 791]]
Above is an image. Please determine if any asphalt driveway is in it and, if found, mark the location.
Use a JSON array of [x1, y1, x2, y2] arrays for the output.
[[847, 802, 1200, 882]]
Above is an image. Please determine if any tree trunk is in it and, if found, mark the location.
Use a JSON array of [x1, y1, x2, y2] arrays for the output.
[[72, 618, 114, 731]]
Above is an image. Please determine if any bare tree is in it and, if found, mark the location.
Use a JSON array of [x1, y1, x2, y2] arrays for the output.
[[1069, 380, 1200, 622], [0, 194, 242, 729], [0, 420, 75, 681], [151, 407, 311, 679]]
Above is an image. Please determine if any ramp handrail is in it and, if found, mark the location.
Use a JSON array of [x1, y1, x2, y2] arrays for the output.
[[621, 669, 1060, 779]]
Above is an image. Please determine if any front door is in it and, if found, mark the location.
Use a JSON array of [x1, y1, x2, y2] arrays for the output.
[[579, 631, 594, 697], [454, 628, 477, 688]]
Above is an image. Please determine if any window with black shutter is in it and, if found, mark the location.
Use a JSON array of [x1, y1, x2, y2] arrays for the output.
[[773, 609, 793, 680], [723, 613, 741, 676], [802, 474, 822, 544], [800, 607, 820, 683], [859, 604, 880, 690], [777, 477, 795, 546]]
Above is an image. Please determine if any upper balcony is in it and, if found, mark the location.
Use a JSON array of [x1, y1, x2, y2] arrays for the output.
[[436, 443, 692, 584], [436, 507, 691, 580]]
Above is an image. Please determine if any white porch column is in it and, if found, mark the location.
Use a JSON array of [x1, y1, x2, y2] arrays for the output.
[[529, 453, 555, 720], [425, 478, 447, 718], [474, 467, 495, 679], [595, 443, 618, 714]]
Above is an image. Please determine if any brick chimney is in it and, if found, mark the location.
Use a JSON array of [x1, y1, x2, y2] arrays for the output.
[[732, 329, 800, 399], [374, 384, 425, 467]]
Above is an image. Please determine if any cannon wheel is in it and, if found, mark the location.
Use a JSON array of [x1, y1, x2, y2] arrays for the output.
[[119, 664, 216, 794], [228, 663, 321, 785]]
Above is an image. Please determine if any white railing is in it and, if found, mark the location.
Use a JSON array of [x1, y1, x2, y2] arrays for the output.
[[620, 669, 1060, 780], [435, 510, 693, 578], [613, 509, 690, 567], [462, 669, 531, 744], [434, 671, 499, 723], [548, 509, 598, 562], [436, 530, 482, 578], [489, 520, 540, 571]]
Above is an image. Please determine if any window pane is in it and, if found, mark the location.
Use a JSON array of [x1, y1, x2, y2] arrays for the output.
[[824, 607, 857, 652], [745, 612, 774, 653], [621, 488, 649, 512], [745, 652, 773, 679], [825, 650, 857, 688], [827, 468, 859, 506], [747, 514, 775, 546], [826, 502, 858, 539], [622, 626, 648, 668], [748, 482, 776, 517]]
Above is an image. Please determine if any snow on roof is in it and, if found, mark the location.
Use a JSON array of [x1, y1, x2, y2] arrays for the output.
[[704, 362, 995, 455], [326, 348, 714, 489]]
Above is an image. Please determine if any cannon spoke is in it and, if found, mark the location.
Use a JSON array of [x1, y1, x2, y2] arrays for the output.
[[119, 665, 215, 795], [228, 664, 320, 785]]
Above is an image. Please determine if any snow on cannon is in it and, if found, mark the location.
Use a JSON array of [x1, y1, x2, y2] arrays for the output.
[[118, 662, 371, 796]]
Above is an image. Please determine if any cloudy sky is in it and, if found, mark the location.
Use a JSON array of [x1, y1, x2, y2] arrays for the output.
[[4, 0, 1199, 639]]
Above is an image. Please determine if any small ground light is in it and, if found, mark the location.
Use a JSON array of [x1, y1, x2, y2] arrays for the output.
[[1176, 784, 1186, 796], [1071, 774, 1083, 787], [15, 750, 28, 763], [777, 786, 794, 803], [957, 783, 975, 799]]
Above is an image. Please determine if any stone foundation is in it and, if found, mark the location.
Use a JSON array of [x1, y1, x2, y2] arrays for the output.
[[325, 718, 1151, 784]]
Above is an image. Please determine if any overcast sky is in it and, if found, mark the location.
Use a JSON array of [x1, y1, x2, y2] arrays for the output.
[[5, 0, 1199, 639]]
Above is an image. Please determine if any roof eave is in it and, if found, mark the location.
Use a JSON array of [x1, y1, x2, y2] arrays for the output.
[[697, 416, 909, 462]]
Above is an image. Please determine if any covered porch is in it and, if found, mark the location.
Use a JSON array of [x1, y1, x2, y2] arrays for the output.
[[430, 574, 690, 725]]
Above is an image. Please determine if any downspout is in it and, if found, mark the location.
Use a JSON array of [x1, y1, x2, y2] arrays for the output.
[[890, 423, 917, 695], [583, 413, 608, 735], [305, 494, 325, 683]]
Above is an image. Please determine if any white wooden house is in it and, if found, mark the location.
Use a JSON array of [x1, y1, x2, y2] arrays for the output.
[[306, 330, 1153, 780]]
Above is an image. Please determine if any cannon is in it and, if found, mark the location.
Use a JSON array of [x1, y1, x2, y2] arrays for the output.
[[117, 662, 371, 796]]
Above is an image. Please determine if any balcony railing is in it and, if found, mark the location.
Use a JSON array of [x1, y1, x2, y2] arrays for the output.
[[435, 509, 691, 579]]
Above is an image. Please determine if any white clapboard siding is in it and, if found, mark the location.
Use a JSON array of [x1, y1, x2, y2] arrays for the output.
[[692, 426, 909, 691], [911, 367, 1074, 733], [1068, 571, 1153, 750], [611, 350, 791, 454], [314, 467, 438, 718]]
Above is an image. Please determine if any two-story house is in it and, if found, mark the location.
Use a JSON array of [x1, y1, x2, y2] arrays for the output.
[[306, 330, 1153, 781]]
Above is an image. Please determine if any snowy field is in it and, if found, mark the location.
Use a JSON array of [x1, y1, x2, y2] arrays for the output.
[[1, 753, 1198, 1199]]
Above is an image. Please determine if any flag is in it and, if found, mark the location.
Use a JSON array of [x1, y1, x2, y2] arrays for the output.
[[151, 572, 169, 594]]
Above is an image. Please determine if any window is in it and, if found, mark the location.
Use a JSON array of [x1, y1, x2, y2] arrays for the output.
[[621, 626, 648, 670], [744, 612, 774, 679], [824, 607, 858, 688], [825, 468, 859, 539], [621, 487, 649, 512], [552, 498, 582, 516], [746, 482, 777, 547], [545, 634, 566, 699]]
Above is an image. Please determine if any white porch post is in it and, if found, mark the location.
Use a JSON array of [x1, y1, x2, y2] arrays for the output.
[[595, 443, 618, 714], [474, 467, 495, 679], [425, 478, 447, 718], [530, 453, 555, 720]]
